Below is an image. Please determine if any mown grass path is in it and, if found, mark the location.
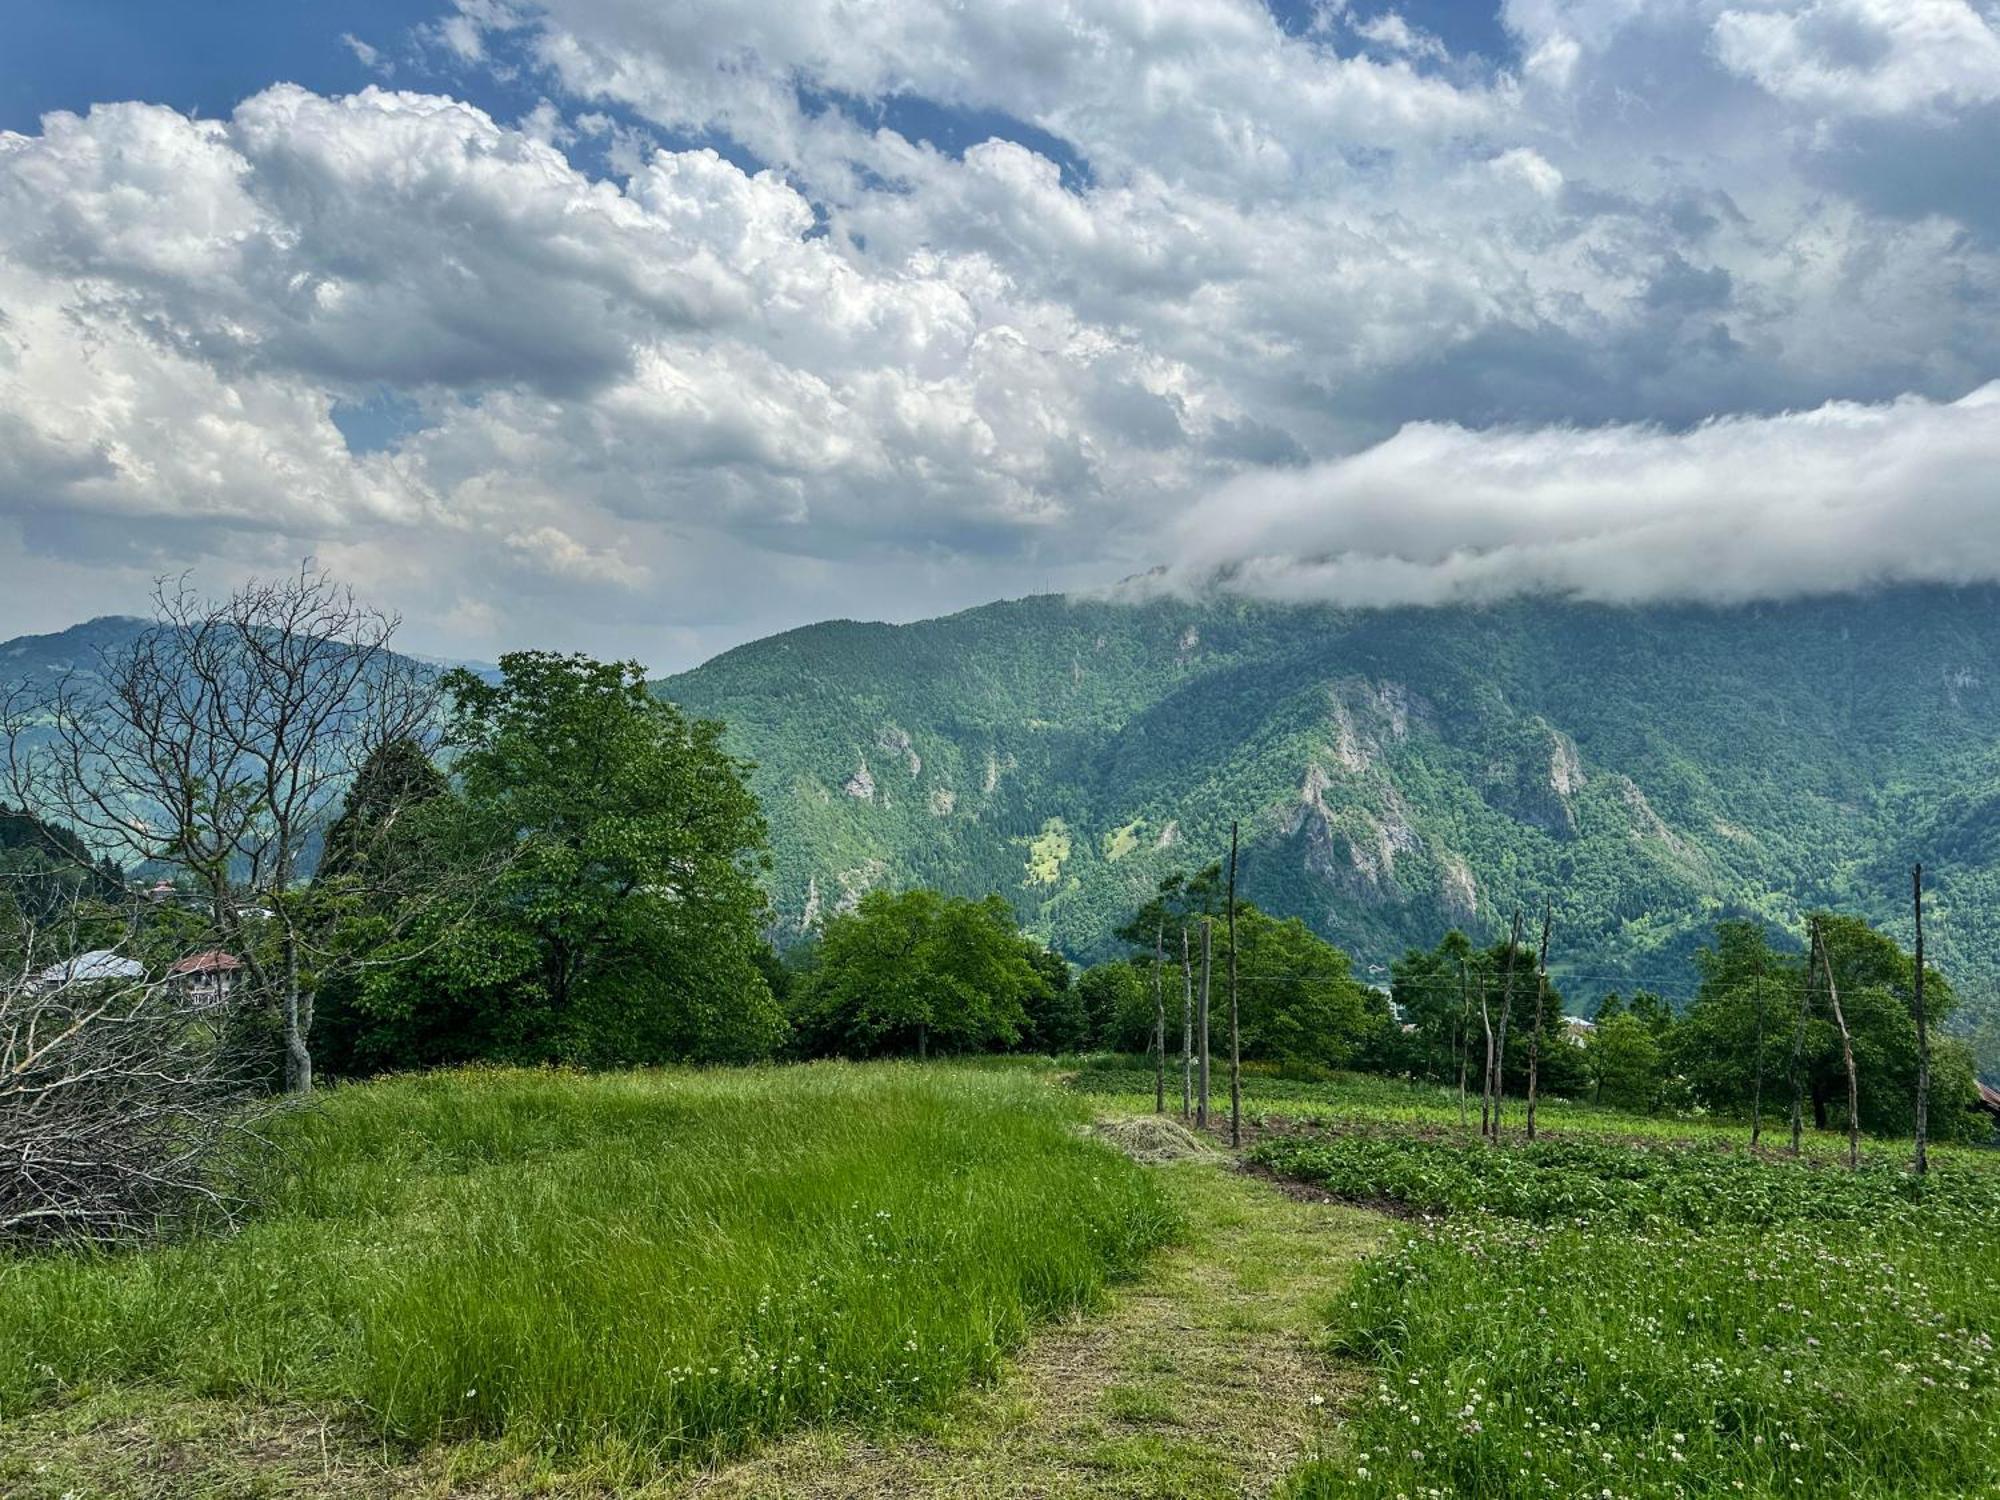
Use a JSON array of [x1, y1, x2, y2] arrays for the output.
[[690, 1156, 1386, 1500]]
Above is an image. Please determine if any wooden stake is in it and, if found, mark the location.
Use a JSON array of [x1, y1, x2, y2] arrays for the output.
[[1456, 956, 1471, 1130], [1750, 938, 1766, 1149], [1478, 973, 1494, 1139], [1526, 900, 1551, 1142], [1490, 909, 1522, 1139], [1913, 864, 1930, 1176], [1816, 918, 1860, 1170], [1227, 821, 1241, 1149], [1180, 925, 1193, 1120], [1153, 922, 1166, 1115], [1197, 917, 1212, 1129], [1789, 926, 1810, 1157]]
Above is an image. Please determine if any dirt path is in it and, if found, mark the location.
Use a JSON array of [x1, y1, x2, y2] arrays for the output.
[[685, 1159, 1387, 1500]]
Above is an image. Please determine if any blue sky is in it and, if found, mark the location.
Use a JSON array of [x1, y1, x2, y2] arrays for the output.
[[2, 0, 1998, 665]]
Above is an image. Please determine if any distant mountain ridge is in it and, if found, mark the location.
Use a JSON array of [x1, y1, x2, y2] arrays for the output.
[[658, 586, 2000, 1058], [9, 591, 1997, 1061]]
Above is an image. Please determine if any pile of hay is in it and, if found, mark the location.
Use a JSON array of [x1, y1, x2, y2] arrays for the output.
[[1089, 1114, 1220, 1165]]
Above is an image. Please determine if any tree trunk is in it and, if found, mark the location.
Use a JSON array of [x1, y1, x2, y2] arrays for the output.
[[1196, 918, 1212, 1130], [1153, 923, 1166, 1115], [1227, 822, 1241, 1149], [1526, 901, 1551, 1142], [919, 1019, 928, 1061], [1913, 863, 1930, 1175], [282, 938, 312, 1096]]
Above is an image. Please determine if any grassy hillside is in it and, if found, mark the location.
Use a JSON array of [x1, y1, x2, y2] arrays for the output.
[[660, 587, 2000, 1053]]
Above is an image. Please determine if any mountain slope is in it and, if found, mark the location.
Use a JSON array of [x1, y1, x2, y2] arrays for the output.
[[660, 587, 2000, 1040]]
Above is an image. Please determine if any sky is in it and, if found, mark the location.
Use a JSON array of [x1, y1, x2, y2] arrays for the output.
[[2, 1, 1999, 670]]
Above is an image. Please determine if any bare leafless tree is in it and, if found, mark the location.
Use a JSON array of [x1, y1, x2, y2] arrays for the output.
[[3, 566, 450, 1095], [2, 919, 265, 1246]]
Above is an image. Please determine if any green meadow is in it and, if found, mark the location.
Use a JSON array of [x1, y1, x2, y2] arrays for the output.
[[1, 1065, 1174, 1480]]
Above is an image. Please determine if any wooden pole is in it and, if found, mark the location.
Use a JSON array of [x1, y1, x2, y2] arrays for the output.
[[1789, 925, 1811, 1157], [1913, 864, 1930, 1176], [1197, 917, 1212, 1129], [1153, 922, 1166, 1115], [1816, 919, 1861, 1171], [1490, 909, 1522, 1139], [1227, 823, 1241, 1148], [1750, 938, 1766, 1149], [1526, 900, 1551, 1142], [1456, 956, 1471, 1129], [1478, 973, 1494, 1139], [1180, 925, 1193, 1120]]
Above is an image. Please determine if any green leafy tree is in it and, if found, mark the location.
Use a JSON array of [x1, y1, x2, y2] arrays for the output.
[[1674, 914, 1982, 1139], [1589, 1013, 1666, 1110], [346, 653, 782, 1069], [1021, 946, 1088, 1053], [1230, 906, 1391, 1068], [797, 889, 1043, 1057], [1079, 959, 1153, 1051]]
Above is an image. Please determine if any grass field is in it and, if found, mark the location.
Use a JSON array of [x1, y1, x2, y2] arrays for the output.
[[0, 1064, 1176, 1486], [1256, 1125, 2000, 1497], [6, 1057, 1995, 1498], [1067, 1058, 2000, 1162]]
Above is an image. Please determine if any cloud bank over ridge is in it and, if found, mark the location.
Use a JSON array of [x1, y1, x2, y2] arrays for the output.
[[1163, 382, 2000, 607], [0, 0, 1997, 662]]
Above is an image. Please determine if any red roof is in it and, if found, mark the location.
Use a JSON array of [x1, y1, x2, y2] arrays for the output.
[[168, 950, 244, 977], [1976, 1081, 2000, 1117]]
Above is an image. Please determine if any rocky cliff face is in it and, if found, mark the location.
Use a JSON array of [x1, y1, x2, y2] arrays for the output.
[[657, 587, 2000, 1038]]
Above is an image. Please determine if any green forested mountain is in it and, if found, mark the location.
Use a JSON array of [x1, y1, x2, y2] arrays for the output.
[[660, 586, 2000, 1058]]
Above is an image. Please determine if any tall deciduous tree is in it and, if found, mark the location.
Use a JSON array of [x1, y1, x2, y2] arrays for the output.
[[798, 888, 1043, 1057], [349, 652, 781, 1068]]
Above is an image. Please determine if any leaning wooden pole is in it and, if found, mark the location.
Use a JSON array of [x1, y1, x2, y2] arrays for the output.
[[1196, 917, 1213, 1129], [1180, 925, 1194, 1120], [1913, 863, 1931, 1176], [1490, 909, 1523, 1139], [1153, 922, 1166, 1115], [1817, 919, 1861, 1170], [1227, 821, 1242, 1149], [1525, 900, 1552, 1142]]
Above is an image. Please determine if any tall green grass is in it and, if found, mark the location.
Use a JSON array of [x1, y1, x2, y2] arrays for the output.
[[1, 1064, 1175, 1470]]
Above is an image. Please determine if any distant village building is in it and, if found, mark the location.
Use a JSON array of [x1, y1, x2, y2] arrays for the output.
[[31, 949, 146, 992], [167, 950, 244, 1010], [1561, 1015, 1597, 1047]]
